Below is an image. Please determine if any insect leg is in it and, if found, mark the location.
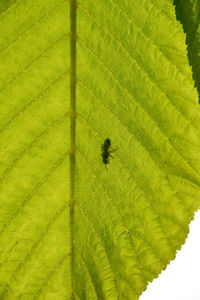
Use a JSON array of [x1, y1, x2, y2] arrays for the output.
[[108, 151, 114, 159]]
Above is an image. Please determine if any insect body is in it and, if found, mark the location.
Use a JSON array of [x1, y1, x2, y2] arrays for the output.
[[101, 138, 113, 164]]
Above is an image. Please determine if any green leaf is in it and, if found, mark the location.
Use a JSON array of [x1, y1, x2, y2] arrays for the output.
[[0, 0, 200, 299], [174, 0, 200, 102]]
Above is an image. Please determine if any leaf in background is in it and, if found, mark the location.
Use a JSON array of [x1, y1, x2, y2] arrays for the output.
[[174, 0, 200, 102], [0, 0, 200, 299]]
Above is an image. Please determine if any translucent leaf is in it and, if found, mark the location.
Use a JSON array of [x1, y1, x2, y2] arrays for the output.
[[0, 0, 200, 299]]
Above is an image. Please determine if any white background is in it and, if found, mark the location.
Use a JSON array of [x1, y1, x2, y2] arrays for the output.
[[140, 210, 200, 300]]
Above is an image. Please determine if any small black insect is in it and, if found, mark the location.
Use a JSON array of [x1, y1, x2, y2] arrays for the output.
[[101, 138, 114, 164]]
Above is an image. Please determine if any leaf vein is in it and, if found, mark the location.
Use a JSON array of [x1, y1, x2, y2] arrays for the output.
[[76, 202, 120, 298], [0, 0, 20, 18], [34, 254, 69, 299], [0, 33, 69, 93], [0, 112, 70, 182], [0, 70, 70, 133], [0, 201, 70, 298], [0, 0, 69, 55], [74, 247, 99, 299], [0, 150, 70, 235], [108, 0, 188, 80]]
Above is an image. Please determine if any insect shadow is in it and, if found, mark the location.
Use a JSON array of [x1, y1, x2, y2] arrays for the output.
[[101, 138, 117, 165]]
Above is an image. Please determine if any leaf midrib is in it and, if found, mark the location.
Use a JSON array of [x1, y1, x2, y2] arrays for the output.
[[69, 0, 77, 298]]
